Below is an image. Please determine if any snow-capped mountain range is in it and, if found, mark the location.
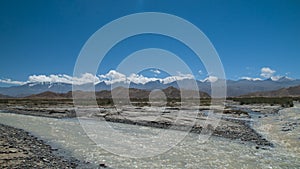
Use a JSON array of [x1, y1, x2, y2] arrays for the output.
[[0, 76, 299, 97]]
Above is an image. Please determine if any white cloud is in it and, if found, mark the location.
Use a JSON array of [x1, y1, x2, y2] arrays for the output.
[[150, 69, 161, 74], [98, 70, 194, 85], [0, 73, 100, 86], [162, 74, 194, 84], [128, 74, 160, 84], [28, 73, 100, 85], [240, 77, 262, 81], [201, 76, 218, 83], [99, 70, 127, 84], [270, 76, 293, 81], [72, 73, 100, 85], [0, 70, 195, 86], [0, 79, 26, 85], [241, 67, 294, 81], [28, 75, 52, 83], [270, 76, 281, 81], [260, 67, 276, 78]]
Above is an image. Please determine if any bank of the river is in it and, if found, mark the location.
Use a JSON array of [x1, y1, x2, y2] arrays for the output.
[[0, 124, 81, 168]]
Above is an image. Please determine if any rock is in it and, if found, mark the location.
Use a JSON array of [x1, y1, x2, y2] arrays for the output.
[[9, 148, 18, 153], [43, 158, 50, 162], [99, 163, 107, 168], [282, 127, 291, 132]]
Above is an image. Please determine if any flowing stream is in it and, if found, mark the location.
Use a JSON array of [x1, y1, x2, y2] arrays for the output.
[[0, 107, 299, 169]]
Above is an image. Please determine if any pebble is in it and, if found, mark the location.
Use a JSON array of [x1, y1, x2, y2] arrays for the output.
[[99, 163, 107, 168]]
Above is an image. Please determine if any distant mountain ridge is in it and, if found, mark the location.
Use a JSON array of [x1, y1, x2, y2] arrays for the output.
[[1, 77, 300, 97], [242, 85, 300, 97], [0, 93, 12, 98], [26, 91, 71, 99], [25, 87, 210, 99], [0, 82, 72, 97]]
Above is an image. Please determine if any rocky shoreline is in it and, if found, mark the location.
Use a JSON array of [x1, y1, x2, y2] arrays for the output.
[[0, 107, 76, 119], [0, 124, 80, 169]]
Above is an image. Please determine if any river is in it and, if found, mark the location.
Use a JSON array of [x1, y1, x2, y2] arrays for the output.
[[0, 106, 299, 169]]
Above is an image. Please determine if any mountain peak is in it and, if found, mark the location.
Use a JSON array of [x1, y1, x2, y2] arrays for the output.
[[270, 76, 293, 82]]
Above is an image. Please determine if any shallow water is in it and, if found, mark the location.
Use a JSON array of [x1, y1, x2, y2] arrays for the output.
[[0, 109, 299, 169]]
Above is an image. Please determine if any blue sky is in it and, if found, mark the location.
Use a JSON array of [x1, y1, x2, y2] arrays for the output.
[[0, 0, 299, 86]]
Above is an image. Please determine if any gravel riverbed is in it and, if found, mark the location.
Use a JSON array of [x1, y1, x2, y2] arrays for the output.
[[0, 124, 80, 169]]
